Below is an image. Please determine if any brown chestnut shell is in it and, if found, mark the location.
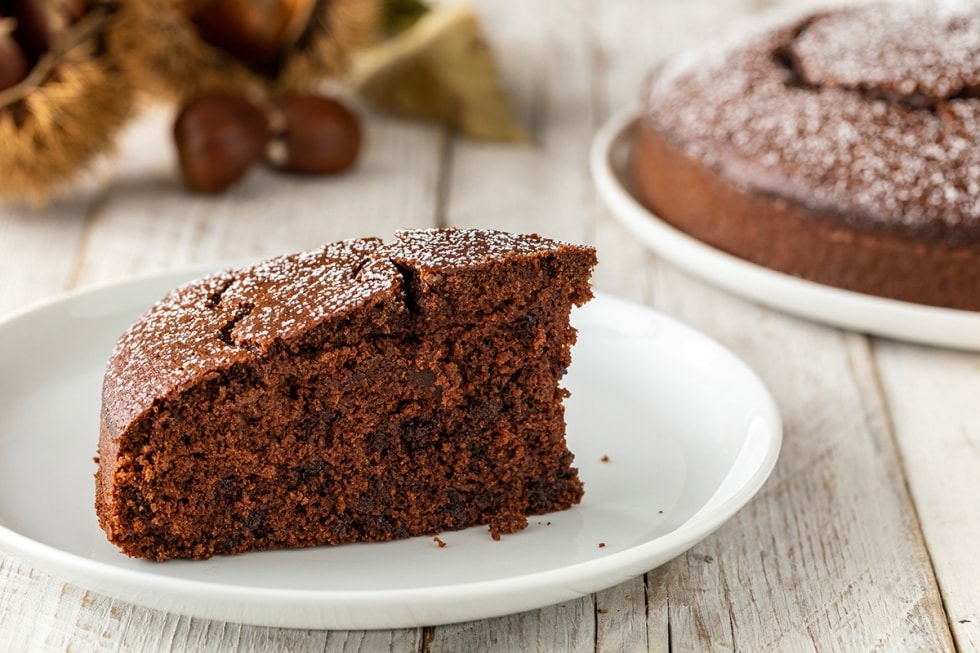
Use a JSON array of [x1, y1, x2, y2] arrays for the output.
[[174, 92, 271, 193], [268, 94, 361, 174], [109, 0, 382, 102], [0, 3, 138, 204]]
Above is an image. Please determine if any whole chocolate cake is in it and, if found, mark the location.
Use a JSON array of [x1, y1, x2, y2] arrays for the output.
[[96, 229, 596, 561], [633, 1, 980, 311]]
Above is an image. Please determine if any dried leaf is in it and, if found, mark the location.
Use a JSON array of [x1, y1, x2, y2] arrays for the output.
[[382, 0, 428, 35], [350, 3, 527, 141]]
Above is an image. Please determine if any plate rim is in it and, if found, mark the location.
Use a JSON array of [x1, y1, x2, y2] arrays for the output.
[[0, 269, 782, 629], [590, 107, 980, 352]]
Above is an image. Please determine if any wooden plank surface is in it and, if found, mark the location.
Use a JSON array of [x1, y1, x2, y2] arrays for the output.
[[0, 0, 976, 650], [874, 342, 980, 653]]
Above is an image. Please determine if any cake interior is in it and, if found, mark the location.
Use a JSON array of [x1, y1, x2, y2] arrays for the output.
[[98, 232, 594, 560]]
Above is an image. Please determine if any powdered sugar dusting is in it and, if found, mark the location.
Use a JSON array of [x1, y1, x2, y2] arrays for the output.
[[102, 238, 397, 430], [390, 228, 567, 268], [102, 229, 576, 432], [222, 238, 395, 347], [792, 2, 980, 102], [642, 0, 980, 243]]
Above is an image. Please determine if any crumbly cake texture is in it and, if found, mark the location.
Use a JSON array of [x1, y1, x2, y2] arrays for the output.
[[634, 0, 980, 310], [96, 229, 597, 561]]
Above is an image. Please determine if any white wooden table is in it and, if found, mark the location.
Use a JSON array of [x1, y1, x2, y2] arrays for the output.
[[1, 1, 978, 650]]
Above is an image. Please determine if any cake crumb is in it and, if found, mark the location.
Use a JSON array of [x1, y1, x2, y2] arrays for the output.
[[600, 455, 610, 462], [599, 542, 606, 548], [489, 513, 529, 540], [433, 536, 447, 548]]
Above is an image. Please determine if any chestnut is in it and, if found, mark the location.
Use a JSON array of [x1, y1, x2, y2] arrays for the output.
[[267, 94, 361, 174], [0, 0, 96, 94], [185, 0, 314, 68], [0, 27, 29, 92], [173, 92, 271, 193], [2, 0, 52, 64], [64, 0, 91, 22]]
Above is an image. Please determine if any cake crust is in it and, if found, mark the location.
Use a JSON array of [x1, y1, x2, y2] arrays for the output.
[[634, 2, 980, 310]]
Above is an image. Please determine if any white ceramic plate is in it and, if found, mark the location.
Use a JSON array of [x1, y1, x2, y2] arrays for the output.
[[591, 108, 980, 352], [0, 270, 781, 629]]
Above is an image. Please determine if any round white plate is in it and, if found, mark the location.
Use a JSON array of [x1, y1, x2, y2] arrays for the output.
[[591, 108, 980, 352], [0, 270, 781, 629]]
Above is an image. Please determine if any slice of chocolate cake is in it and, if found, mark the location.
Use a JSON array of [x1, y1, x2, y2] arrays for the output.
[[96, 228, 596, 561]]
